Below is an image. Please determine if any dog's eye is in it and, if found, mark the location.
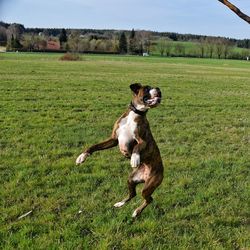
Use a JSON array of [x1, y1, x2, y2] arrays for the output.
[[143, 95, 150, 102]]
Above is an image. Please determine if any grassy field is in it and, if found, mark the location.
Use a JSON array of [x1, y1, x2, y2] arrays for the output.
[[0, 53, 249, 249]]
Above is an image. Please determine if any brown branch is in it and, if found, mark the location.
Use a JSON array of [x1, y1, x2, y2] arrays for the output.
[[218, 0, 250, 24]]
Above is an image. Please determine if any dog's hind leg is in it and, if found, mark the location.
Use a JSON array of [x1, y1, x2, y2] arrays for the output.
[[76, 137, 118, 165], [114, 174, 138, 208], [132, 174, 163, 218]]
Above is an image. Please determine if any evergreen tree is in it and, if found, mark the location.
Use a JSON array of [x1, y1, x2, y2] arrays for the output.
[[119, 32, 127, 54], [10, 34, 22, 50], [59, 28, 67, 44], [13, 38, 22, 49], [129, 28, 137, 54], [130, 28, 135, 39], [10, 34, 15, 48]]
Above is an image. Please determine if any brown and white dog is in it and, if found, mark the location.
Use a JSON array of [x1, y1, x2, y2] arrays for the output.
[[76, 83, 164, 217]]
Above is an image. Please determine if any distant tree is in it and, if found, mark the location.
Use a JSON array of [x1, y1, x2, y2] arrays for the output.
[[32, 35, 47, 50], [205, 37, 215, 58], [218, 0, 250, 24], [39, 39, 47, 51], [7, 23, 25, 41], [129, 29, 137, 54], [21, 33, 36, 51], [42, 29, 50, 38], [65, 43, 70, 52], [119, 32, 127, 54], [8, 34, 22, 50], [130, 29, 135, 38], [104, 39, 115, 52], [0, 21, 10, 29], [95, 39, 103, 51], [174, 43, 185, 56], [111, 38, 119, 53], [157, 38, 167, 56], [169, 33, 178, 41], [241, 49, 250, 59], [89, 39, 97, 51], [165, 40, 172, 57], [136, 30, 152, 54], [198, 38, 206, 58], [0, 26, 7, 45], [144, 39, 151, 54], [223, 39, 233, 58], [68, 31, 81, 52], [10, 34, 15, 48], [215, 39, 224, 59], [59, 28, 67, 44], [79, 38, 89, 52], [139, 42, 143, 55], [237, 39, 250, 49]]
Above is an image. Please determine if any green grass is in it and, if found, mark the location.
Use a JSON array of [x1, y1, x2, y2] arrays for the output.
[[0, 53, 250, 249]]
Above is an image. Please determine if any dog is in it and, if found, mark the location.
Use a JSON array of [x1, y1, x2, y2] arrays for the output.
[[76, 83, 164, 217]]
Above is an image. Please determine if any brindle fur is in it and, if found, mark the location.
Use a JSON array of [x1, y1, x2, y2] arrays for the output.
[[76, 83, 163, 217]]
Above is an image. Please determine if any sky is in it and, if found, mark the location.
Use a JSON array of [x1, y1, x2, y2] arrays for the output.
[[0, 0, 249, 39]]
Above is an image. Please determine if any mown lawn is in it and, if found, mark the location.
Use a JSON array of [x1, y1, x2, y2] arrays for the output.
[[0, 53, 249, 249]]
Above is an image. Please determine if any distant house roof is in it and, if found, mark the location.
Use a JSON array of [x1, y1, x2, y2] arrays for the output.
[[47, 40, 60, 50]]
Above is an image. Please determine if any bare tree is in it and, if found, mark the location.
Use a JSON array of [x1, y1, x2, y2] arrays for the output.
[[89, 39, 97, 51], [79, 38, 90, 52], [223, 39, 233, 59], [144, 39, 151, 54], [215, 38, 224, 59], [198, 38, 206, 58], [218, 0, 250, 24], [137, 30, 152, 54], [165, 40, 172, 57], [21, 33, 36, 51], [68, 31, 81, 52], [205, 37, 215, 58], [175, 43, 185, 57], [7, 23, 25, 40], [157, 38, 166, 56]]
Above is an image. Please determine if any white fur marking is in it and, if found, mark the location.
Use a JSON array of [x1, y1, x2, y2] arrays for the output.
[[76, 153, 89, 165], [131, 153, 140, 168], [114, 201, 126, 208], [132, 210, 138, 218], [149, 88, 158, 97], [134, 103, 148, 111], [116, 111, 138, 154]]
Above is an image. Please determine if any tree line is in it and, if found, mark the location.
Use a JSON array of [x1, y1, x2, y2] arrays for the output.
[[156, 37, 250, 60], [0, 21, 249, 60]]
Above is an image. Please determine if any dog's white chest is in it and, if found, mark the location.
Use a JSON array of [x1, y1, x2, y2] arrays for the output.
[[116, 111, 137, 156]]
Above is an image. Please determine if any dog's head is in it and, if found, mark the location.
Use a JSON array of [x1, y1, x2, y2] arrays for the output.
[[130, 83, 162, 111]]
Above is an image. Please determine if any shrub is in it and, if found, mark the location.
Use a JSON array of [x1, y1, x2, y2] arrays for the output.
[[60, 53, 81, 61]]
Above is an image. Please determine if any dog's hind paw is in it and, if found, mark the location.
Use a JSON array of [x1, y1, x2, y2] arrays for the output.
[[76, 153, 89, 165], [114, 201, 126, 208], [132, 209, 139, 218]]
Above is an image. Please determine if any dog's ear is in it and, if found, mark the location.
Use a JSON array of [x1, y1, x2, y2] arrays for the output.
[[130, 83, 142, 95]]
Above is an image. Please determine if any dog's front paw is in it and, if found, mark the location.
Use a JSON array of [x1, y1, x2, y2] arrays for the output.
[[130, 153, 140, 168], [76, 153, 89, 165]]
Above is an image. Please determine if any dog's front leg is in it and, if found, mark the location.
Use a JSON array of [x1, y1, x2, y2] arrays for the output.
[[130, 138, 146, 168], [76, 137, 118, 165]]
